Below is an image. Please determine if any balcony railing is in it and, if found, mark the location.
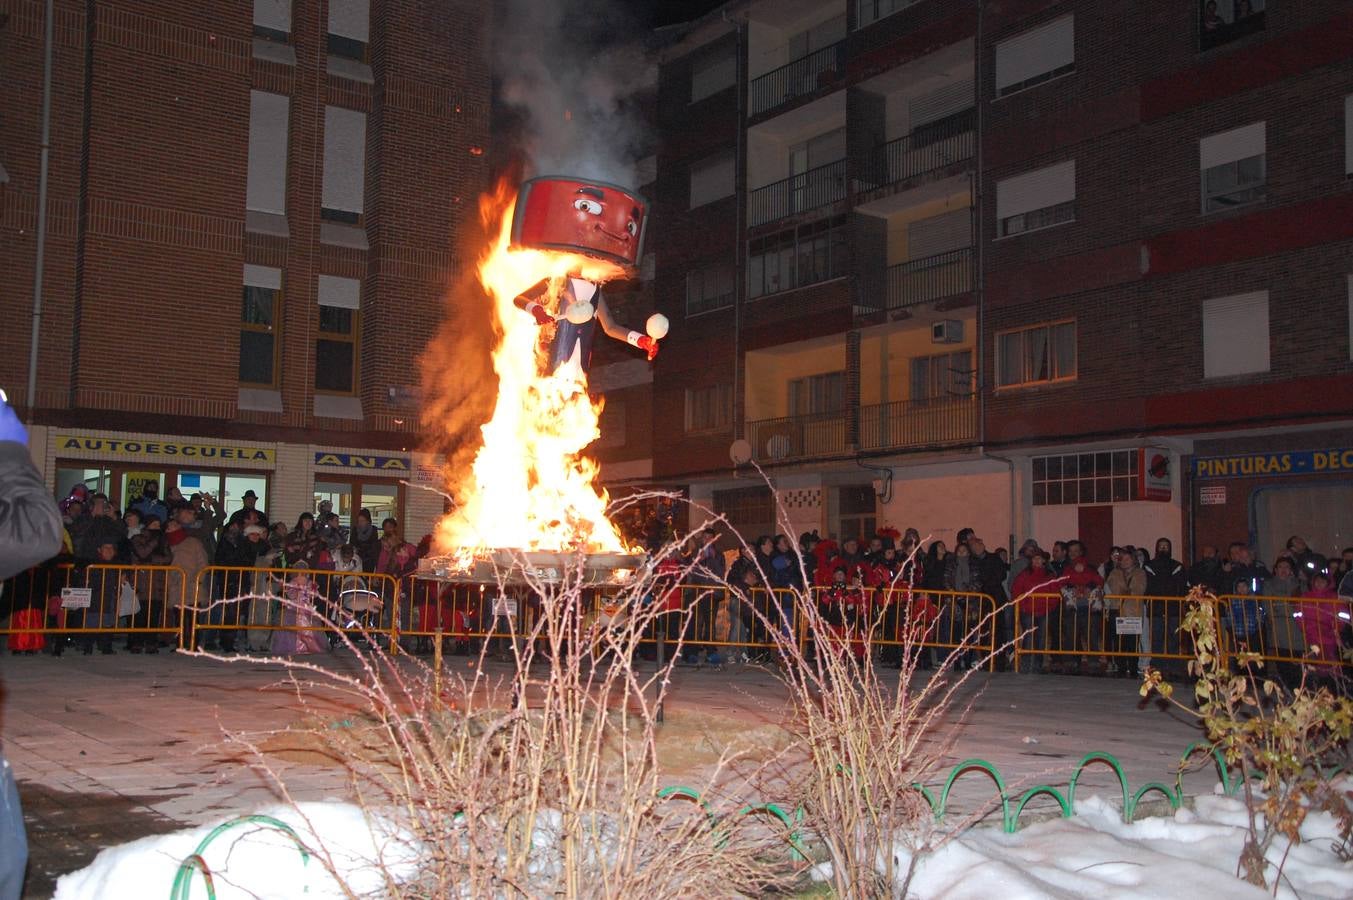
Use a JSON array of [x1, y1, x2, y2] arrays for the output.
[[859, 394, 976, 451], [886, 246, 972, 310], [748, 410, 848, 462], [866, 109, 975, 189], [748, 158, 848, 228], [745, 394, 976, 463], [749, 41, 847, 117]]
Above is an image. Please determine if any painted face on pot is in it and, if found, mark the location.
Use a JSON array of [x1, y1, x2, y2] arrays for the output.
[[512, 177, 647, 268]]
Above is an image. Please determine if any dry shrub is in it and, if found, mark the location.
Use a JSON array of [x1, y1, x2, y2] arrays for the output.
[[199, 535, 796, 898]]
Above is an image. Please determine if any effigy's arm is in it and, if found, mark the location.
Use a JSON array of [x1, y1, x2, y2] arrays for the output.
[[513, 278, 553, 325], [595, 293, 659, 360]]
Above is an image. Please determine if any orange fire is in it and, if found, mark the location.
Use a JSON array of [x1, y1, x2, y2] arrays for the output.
[[435, 182, 630, 555]]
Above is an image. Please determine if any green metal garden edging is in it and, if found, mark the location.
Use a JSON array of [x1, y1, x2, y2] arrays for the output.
[[170, 815, 311, 900]]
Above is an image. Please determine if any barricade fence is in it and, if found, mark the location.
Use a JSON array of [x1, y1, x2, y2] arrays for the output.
[[5, 568, 1345, 674], [1011, 592, 1353, 674]]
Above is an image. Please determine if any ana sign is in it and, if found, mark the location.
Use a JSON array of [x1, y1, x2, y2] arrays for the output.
[[313, 453, 410, 471], [1191, 448, 1353, 479]]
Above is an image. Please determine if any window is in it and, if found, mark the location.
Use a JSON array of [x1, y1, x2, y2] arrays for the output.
[[789, 14, 846, 59], [595, 400, 626, 449], [690, 45, 735, 102], [910, 350, 973, 402], [1032, 451, 1139, 506], [685, 383, 733, 432], [317, 275, 360, 393], [996, 321, 1076, 388], [689, 152, 734, 208], [246, 91, 289, 216], [1200, 0, 1265, 52], [1202, 291, 1269, 378], [995, 15, 1074, 97], [686, 264, 735, 316], [748, 214, 848, 298], [788, 371, 845, 416], [1200, 121, 1265, 213], [240, 265, 281, 387], [996, 160, 1075, 237], [327, 0, 369, 61], [253, 0, 291, 41], [856, 0, 917, 29], [322, 106, 366, 223]]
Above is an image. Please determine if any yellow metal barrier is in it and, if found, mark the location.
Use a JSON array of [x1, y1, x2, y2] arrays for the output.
[[1214, 593, 1351, 669], [0, 563, 187, 652], [189, 566, 402, 653]]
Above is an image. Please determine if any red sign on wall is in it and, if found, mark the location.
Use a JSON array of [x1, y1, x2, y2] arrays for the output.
[[1137, 448, 1172, 502]]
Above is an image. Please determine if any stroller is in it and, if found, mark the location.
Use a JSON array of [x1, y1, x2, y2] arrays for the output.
[[336, 573, 383, 649]]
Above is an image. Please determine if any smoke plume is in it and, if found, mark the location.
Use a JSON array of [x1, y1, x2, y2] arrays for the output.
[[494, 0, 656, 188]]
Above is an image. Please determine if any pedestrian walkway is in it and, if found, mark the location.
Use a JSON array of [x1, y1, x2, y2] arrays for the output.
[[0, 653, 1205, 896]]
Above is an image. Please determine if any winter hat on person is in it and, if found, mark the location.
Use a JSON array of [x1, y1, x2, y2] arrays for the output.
[[243, 524, 266, 538]]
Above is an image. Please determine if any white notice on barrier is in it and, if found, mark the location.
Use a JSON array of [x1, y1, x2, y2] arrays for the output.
[[492, 597, 518, 619], [60, 587, 92, 610], [1115, 616, 1143, 636]]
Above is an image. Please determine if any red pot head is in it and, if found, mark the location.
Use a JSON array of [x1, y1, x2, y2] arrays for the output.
[[510, 177, 648, 269]]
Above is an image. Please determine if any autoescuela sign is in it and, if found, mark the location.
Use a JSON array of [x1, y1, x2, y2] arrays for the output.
[[1191, 448, 1353, 479], [55, 435, 274, 464]]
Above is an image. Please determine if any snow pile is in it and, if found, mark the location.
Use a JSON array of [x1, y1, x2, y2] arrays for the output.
[[53, 800, 420, 900], [892, 794, 1353, 899]]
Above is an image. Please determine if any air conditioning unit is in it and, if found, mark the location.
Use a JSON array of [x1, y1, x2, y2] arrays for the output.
[[931, 320, 963, 344]]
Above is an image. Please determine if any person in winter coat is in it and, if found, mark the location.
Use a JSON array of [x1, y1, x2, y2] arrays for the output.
[[1104, 549, 1148, 678], [129, 481, 169, 525], [1142, 537, 1187, 674], [1012, 551, 1065, 673], [126, 519, 172, 652], [188, 492, 225, 561], [1060, 556, 1106, 672], [165, 518, 211, 651], [1296, 573, 1347, 677], [78, 540, 122, 655], [284, 513, 332, 572], [350, 508, 382, 574], [816, 566, 867, 660], [969, 538, 1011, 668], [72, 495, 127, 563]]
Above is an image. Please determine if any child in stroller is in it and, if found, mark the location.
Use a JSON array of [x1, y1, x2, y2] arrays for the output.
[[334, 544, 382, 649]]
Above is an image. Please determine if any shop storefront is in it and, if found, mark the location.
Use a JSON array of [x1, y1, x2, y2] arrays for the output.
[[1189, 434, 1353, 563], [33, 427, 447, 541]]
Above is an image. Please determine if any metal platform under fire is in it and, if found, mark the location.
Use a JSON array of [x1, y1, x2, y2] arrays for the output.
[[418, 549, 644, 587]]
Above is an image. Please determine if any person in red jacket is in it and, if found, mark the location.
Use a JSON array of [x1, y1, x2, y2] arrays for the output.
[[1012, 550, 1065, 674], [1059, 556, 1107, 673]]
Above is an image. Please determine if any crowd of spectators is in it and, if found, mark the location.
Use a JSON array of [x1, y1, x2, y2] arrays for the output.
[[8, 481, 430, 656]]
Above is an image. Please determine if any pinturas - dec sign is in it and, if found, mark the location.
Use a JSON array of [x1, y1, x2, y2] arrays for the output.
[[1191, 448, 1353, 479]]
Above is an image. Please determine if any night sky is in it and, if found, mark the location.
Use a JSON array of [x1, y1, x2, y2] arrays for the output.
[[641, 0, 730, 29]]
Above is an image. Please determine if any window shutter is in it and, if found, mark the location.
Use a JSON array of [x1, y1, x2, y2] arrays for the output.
[[691, 47, 736, 102], [996, 160, 1075, 220], [318, 275, 360, 309], [246, 91, 289, 215], [328, 0, 368, 41], [1202, 291, 1269, 378], [690, 153, 734, 207], [907, 209, 971, 258], [1199, 121, 1265, 170], [909, 79, 974, 129], [253, 0, 290, 33], [995, 15, 1074, 92], [1345, 95, 1352, 175], [243, 264, 281, 290], [322, 106, 367, 215]]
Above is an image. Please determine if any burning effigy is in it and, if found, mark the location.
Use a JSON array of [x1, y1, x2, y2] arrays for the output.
[[426, 177, 666, 583]]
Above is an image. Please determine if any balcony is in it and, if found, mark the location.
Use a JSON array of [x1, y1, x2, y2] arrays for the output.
[[749, 159, 848, 227], [749, 41, 847, 118], [863, 110, 975, 192], [853, 247, 972, 315], [746, 394, 976, 463], [859, 394, 976, 451]]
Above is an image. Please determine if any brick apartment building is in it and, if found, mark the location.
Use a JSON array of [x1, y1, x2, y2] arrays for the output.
[[645, 0, 1353, 564], [1, 0, 490, 539]]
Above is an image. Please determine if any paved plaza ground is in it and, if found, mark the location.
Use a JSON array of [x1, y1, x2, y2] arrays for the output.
[[0, 651, 1208, 897]]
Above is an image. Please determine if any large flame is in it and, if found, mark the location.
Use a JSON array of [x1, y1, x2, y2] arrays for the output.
[[435, 181, 630, 555]]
